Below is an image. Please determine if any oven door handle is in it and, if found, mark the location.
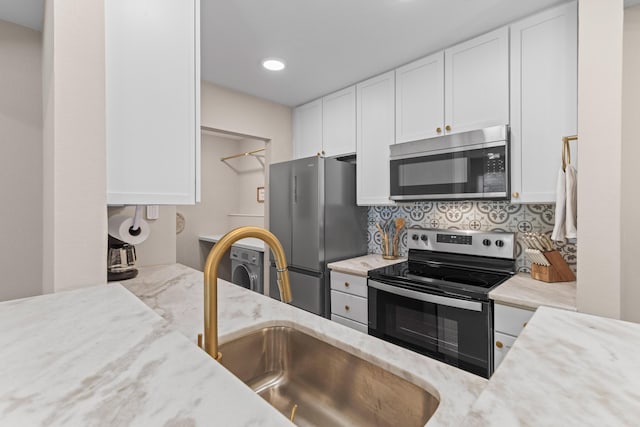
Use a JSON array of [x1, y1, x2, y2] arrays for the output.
[[368, 280, 483, 312]]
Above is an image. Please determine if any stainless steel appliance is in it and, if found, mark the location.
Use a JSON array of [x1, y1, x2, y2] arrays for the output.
[[389, 125, 510, 201], [368, 228, 516, 378], [269, 156, 368, 317], [230, 246, 263, 294]]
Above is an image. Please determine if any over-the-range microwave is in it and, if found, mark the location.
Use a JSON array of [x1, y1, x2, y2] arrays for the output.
[[389, 125, 510, 201]]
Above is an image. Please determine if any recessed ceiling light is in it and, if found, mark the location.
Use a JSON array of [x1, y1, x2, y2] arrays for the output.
[[262, 58, 286, 71]]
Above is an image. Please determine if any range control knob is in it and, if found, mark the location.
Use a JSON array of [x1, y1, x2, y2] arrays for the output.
[[412, 234, 419, 241], [420, 235, 428, 242], [495, 240, 505, 248], [482, 239, 492, 247]]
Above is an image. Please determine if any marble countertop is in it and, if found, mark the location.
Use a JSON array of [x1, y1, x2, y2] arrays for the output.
[[0, 284, 290, 426], [122, 263, 487, 427], [463, 306, 640, 426], [199, 234, 265, 252], [490, 273, 577, 311], [327, 254, 407, 276]]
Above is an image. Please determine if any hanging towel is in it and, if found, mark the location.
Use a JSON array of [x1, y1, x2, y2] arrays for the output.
[[552, 138, 578, 242], [565, 164, 577, 241], [551, 168, 567, 242]]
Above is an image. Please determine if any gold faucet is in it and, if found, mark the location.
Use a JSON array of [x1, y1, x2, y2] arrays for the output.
[[199, 226, 292, 360]]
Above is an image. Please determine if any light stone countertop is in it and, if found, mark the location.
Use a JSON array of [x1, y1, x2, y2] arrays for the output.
[[327, 254, 407, 276], [0, 284, 291, 426], [122, 263, 487, 427], [199, 234, 266, 252], [490, 273, 577, 311], [463, 306, 640, 427]]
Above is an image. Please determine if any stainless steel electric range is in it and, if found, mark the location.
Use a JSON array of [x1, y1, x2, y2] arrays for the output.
[[368, 228, 516, 378]]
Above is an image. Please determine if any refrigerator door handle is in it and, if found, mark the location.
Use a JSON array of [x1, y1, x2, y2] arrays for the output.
[[294, 175, 298, 203]]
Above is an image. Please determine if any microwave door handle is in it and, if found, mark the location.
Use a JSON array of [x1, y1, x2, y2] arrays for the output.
[[368, 280, 483, 312]]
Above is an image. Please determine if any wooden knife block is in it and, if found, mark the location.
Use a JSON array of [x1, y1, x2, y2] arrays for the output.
[[530, 250, 576, 283]]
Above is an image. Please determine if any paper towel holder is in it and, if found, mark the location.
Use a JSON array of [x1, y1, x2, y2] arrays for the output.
[[128, 206, 144, 236]]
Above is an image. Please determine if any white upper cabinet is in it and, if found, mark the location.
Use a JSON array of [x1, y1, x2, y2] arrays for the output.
[[395, 52, 445, 143], [106, 0, 200, 205], [510, 2, 577, 203], [356, 72, 395, 206], [293, 87, 356, 159], [293, 99, 323, 159], [395, 28, 508, 143], [444, 27, 509, 134], [322, 86, 356, 157]]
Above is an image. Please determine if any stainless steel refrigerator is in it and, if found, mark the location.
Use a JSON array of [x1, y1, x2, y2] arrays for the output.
[[269, 156, 367, 318]]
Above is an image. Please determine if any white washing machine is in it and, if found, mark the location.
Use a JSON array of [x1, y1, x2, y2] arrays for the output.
[[230, 246, 263, 294]]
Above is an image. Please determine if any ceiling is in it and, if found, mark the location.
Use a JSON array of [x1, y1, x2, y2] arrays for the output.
[[2, 0, 640, 107], [201, 0, 573, 106], [0, 0, 42, 31]]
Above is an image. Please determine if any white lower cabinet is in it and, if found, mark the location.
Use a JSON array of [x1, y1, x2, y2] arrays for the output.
[[493, 332, 517, 369], [493, 303, 535, 371], [330, 271, 368, 331]]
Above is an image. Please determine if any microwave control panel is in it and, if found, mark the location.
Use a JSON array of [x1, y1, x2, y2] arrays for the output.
[[485, 152, 506, 174]]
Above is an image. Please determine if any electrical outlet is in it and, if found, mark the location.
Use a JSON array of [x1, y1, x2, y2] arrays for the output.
[[146, 205, 160, 220]]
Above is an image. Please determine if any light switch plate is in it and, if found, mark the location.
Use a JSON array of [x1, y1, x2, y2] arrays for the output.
[[146, 205, 160, 220]]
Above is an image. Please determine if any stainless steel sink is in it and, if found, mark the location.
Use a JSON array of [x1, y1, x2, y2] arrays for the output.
[[219, 326, 439, 427]]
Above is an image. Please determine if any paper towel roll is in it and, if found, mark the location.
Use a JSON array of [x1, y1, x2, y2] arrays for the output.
[[108, 215, 150, 245]]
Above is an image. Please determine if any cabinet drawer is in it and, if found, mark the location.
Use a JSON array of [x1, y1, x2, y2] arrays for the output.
[[331, 290, 367, 323], [331, 314, 368, 334], [494, 332, 517, 371], [330, 271, 367, 298], [494, 303, 535, 336]]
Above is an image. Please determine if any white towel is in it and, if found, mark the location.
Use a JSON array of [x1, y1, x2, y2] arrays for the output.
[[551, 168, 567, 242], [565, 164, 577, 240], [552, 164, 577, 242]]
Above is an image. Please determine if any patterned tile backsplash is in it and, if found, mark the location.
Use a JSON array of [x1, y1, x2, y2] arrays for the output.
[[368, 201, 577, 274]]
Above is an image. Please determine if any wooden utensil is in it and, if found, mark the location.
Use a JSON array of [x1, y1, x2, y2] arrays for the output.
[[393, 218, 406, 255], [376, 222, 391, 257]]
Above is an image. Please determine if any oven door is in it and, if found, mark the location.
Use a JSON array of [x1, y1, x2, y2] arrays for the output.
[[368, 279, 493, 378], [389, 142, 508, 201]]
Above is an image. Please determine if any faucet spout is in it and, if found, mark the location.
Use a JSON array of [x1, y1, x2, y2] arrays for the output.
[[202, 226, 292, 360]]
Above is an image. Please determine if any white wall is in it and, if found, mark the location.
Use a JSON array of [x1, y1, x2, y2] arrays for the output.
[[201, 81, 292, 165], [0, 20, 43, 301], [622, 4, 640, 323], [107, 206, 177, 268], [228, 138, 266, 229], [176, 134, 266, 271], [42, 0, 107, 293], [576, 0, 624, 318]]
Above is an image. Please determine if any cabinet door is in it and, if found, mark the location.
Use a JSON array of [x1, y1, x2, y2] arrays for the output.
[[106, 0, 200, 205], [293, 99, 323, 159], [444, 27, 509, 134], [395, 52, 445, 143], [494, 331, 517, 371], [510, 2, 577, 203], [322, 86, 356, 157], [494, 303, 535, 337], [356, 72, 395, 206]]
